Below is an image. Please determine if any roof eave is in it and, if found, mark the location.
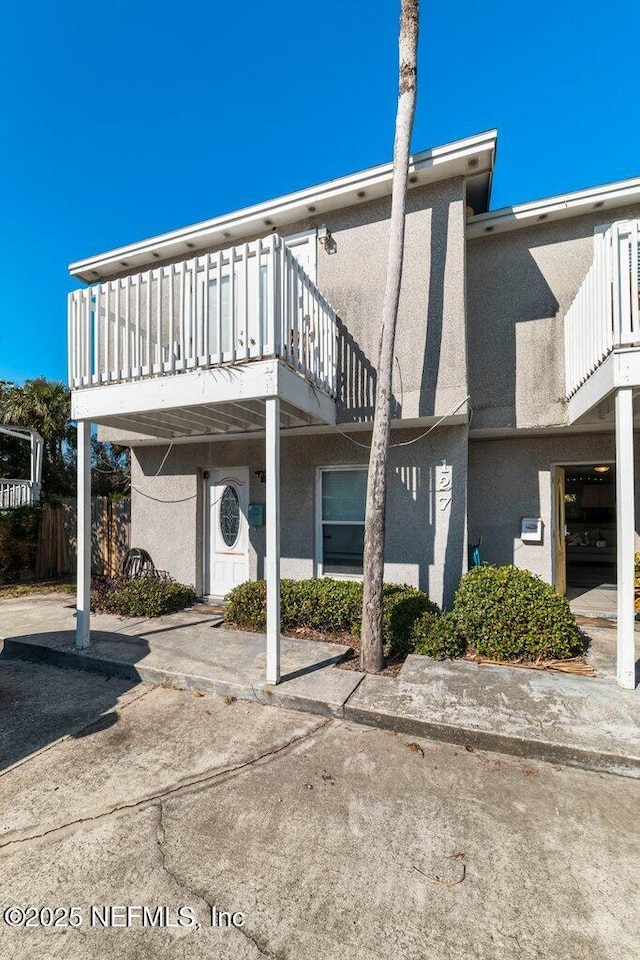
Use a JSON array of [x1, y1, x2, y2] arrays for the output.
[[70, 129, 497, 282], [467, 176, 640, 239]]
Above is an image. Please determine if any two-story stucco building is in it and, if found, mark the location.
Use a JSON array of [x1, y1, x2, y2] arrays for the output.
[[67, 129, 640, 687]]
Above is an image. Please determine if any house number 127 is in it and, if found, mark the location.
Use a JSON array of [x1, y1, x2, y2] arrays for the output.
[[436, 461, 452, 512]]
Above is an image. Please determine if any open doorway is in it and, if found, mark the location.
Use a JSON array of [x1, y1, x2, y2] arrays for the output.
[[558, 463, 617, 592]]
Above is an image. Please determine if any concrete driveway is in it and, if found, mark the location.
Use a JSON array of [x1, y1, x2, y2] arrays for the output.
[[0, 659, 637, 960]]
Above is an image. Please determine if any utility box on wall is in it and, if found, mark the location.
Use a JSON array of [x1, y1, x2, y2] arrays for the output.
[[248, 503, 265, 526], [521, 517, 543, 543]]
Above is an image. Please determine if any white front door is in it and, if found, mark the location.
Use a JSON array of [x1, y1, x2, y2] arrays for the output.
[[205, 467, 250, 598]]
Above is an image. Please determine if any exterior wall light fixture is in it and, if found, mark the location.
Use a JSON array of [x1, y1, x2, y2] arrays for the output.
[[318, 226, 337, 254]]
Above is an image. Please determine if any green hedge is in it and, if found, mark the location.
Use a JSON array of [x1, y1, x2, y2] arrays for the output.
[[226, 567, 583, 664], [382, 587, 440, 656], [225, 578, 439, 655], [226, 579, 362, 633], [412, 610, 466, 660], [91, 575, 196, 618], [452, 565, 584, 661]]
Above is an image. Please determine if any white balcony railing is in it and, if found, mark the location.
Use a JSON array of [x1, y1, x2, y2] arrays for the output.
[[565, 220, 640, 397], [68, 235, 338, 398], [0, 480, 37, 509]]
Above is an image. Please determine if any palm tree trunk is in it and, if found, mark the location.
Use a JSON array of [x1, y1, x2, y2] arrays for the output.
[[361, 0, 419, 673]]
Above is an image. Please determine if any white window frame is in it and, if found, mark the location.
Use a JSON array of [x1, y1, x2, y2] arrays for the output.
[[315, 464, 367, 580]]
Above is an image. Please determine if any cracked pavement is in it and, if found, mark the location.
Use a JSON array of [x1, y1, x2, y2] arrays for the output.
[[0, 658, 637, 959]]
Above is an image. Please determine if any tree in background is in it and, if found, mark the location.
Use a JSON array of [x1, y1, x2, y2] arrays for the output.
[[91, 437, 131, 497], [0, 435, 29, 480], [0, 381, 30, 481], [1, 378, 74, 494], [0, 378, 129, 499], [361, 0, 419, 673]]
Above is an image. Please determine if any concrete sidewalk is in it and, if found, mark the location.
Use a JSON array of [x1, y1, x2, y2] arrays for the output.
[[1, 594, 638, 778], [347, 656, 638, 778], [0, 595, 364, 715], [569, 583, 619, 620]]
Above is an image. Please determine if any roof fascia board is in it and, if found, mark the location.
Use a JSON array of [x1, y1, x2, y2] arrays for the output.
[[468, 176, 640, 239], [70, 130, 496, 281]]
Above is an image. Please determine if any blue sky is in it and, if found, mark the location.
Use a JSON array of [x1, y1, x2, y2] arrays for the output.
[[1, 0, 638, 385]]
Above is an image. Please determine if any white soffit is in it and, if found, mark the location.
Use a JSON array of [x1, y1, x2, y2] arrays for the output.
[[69, 130, 496, 282], [468, 176, 640, 239]]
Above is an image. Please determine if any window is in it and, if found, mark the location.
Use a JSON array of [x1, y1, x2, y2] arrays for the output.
[[219, 485, 240, 548], [318, 467, 367, 576]]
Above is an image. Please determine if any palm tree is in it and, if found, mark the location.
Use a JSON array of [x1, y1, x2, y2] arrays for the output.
[[1, 378, 74, 496], [1, 378, 71, 464]]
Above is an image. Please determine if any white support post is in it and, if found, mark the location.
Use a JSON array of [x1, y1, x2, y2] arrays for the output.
[[30, 433, 40, 503], [76, 420, 91, 650], [615, 387, 636, 689], [30, 433, 36, 488], [265, 396, 281, 684]]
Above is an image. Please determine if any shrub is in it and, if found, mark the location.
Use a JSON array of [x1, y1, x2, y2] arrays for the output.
[[226, 578, 363, 635], [0, 504, 41, 583], [283, 578, 364, 633], [412, 611, 466, 660], [225, 578, 438, 654], [381, 586, 440, 656], [225, 579, 267, 630], [91, 574, 196, 617], [453, 565, 584, 661]]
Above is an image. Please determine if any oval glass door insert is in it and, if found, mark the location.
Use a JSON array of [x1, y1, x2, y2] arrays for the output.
[[220, 485, 240, 548]]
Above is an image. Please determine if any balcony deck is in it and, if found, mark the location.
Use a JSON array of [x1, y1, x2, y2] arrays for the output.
[[565, 220, 640, 421], [0, 480, 37, 509], [68, 235, 339, 436]]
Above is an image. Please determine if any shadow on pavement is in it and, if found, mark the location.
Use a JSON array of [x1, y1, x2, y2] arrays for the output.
[[0, 630, 150, 771]]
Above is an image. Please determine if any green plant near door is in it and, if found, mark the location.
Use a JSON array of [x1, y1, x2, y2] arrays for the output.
[[451, 565, 584, 661]]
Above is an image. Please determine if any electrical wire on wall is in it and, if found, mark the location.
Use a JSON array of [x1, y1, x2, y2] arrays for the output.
[[129, 352, 471, 504], [153, 442, 174, 476], [130, 443, 248, 507], [335, 394, 471, 450], [130, 441, 200, 504]]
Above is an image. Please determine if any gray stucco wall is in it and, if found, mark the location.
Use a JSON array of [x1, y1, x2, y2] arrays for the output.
[[315, 179, 468, 421], [466, 203, 640, 431], [98, 176, 468, 436], [130, 424, 468, 609], [468, 432, 640, 584]]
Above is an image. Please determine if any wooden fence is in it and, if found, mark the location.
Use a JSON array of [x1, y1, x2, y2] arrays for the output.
[[35, 498, 130, 580]]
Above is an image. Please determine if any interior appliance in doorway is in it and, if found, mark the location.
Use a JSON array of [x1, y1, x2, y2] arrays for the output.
[[205, 467, 250, 598], [555, 464, 617, 593]]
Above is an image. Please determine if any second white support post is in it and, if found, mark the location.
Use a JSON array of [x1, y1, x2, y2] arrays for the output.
[[615, 387, 636, 689], [76, 420, 91, 650], [265, 396, 281, 684]]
